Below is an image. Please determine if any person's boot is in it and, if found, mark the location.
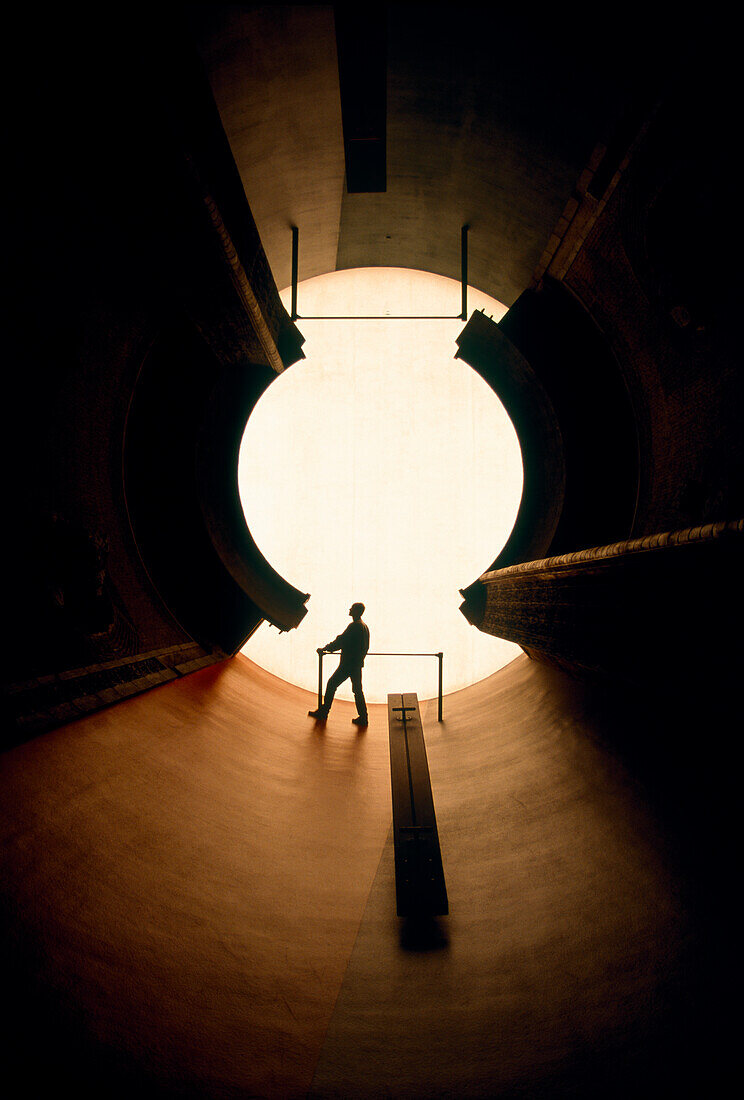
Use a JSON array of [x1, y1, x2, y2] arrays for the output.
[[308, 707, 328, 720], [351, 715, 368, 726]]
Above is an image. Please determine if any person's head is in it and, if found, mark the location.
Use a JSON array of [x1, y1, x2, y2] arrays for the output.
[[349, 602, 365, 620]]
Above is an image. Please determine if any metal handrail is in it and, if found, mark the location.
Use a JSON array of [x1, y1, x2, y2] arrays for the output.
[[290, 225, 469, 325], [317, 648, 444, 721]]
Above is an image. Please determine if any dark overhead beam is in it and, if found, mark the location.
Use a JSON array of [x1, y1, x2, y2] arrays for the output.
[[334, 5, 387, 192]]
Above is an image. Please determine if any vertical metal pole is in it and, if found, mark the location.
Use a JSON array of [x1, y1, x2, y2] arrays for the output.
[[437, 652, 443, 722], [317, 649, 324, 708], [291, 226, 299, 320], [460, 225, 469, 320]]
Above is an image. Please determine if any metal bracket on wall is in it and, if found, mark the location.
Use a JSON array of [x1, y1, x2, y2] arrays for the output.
[[290, 225, 469, 322]]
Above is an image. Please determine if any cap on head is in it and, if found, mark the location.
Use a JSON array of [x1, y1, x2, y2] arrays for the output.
[[350, 602, 365, 619]]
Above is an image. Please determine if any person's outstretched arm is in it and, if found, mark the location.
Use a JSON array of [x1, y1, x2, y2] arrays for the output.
[[323, 627, 349, 652]]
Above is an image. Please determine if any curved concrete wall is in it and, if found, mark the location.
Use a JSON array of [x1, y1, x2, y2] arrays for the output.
[[0, 654, 705, 1097]]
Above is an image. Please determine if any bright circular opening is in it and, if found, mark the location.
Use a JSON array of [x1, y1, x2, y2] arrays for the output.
[[238, 267, 523, 703]]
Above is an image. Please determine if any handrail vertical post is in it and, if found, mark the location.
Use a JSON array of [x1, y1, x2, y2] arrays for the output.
[[317, 648, 323, 708], [437, 652, 443, 721], [460, 224, 469, 320], [291, 226, 299, 320]]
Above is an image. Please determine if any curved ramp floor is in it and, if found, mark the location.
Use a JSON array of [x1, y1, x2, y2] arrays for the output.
[[1, 654, 706, 1097]]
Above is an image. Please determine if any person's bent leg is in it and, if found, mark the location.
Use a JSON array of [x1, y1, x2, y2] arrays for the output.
[[350, 669, 368, 724], [309, 666, 347, 718], [323, 666, 348, 713]]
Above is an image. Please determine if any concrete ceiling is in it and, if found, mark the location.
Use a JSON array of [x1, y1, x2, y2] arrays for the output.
[[190, 5, 347, 297], [189, 4, 645, 306]]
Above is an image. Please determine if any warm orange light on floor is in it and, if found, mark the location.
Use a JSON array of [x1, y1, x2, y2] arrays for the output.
[[238, 268, 523, 702]]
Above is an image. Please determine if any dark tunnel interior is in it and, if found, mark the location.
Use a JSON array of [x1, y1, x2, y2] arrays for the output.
[[1, 5, 741, 1097]]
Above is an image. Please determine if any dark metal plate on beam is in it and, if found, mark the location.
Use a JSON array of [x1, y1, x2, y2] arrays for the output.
[[334, 5, 387, 192]]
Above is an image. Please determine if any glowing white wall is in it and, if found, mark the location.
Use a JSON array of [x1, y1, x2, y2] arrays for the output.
[[239, 268, 523, 703]]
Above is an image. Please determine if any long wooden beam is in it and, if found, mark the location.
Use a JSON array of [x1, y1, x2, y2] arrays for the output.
[[387, 693, 448, 917]]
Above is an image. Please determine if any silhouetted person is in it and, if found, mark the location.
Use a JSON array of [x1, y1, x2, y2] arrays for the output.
[[309, 602, 369, 725]]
